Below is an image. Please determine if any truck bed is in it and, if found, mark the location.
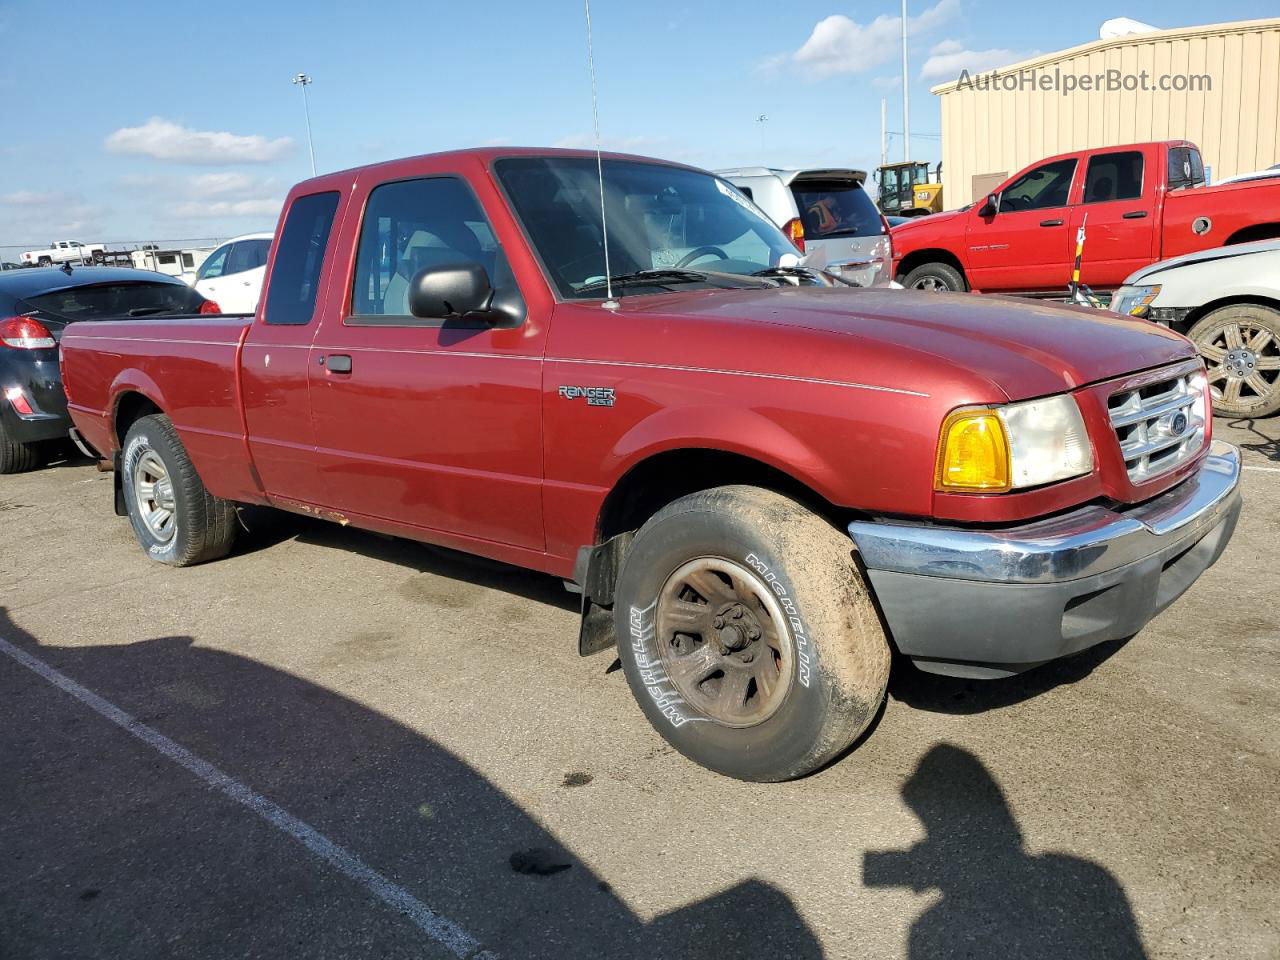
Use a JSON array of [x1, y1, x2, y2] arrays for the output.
[[61, 314, 258, 499]]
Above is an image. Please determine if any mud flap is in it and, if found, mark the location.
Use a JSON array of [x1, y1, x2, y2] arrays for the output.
[[575, 531, 634, 656]]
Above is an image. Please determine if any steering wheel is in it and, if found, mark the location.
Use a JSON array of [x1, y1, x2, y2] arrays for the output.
[[676, 246, 728, 268]]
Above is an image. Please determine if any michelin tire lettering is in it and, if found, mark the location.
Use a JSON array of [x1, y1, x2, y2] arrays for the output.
[[629, 602, 704, 727], [745, 552, 811, 688]]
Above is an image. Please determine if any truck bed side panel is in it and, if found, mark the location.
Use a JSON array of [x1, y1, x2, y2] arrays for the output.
[[61, 317, 262, 503]]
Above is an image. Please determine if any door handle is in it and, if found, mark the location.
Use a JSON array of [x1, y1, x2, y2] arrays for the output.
[[323, 354, 352, 374], [1122, 210, 1149, 219], [1039, 218, 1064, 227]]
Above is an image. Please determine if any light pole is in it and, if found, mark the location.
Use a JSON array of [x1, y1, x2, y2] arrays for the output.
[[901, 0, 910, 162], [292, 73, 316, 177]]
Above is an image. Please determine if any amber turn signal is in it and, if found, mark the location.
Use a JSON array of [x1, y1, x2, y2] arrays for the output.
[[935, 409, 1011, 492]]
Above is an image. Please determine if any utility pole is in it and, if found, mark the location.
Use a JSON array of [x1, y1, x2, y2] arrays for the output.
[[880, 98, 888, 168], [292, 73, 316, 177], [901, 0, 910, 162]]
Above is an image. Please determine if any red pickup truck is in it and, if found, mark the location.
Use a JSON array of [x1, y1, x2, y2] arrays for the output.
[[61, 148, 1242, 781], [893, 140, 1280, 295]]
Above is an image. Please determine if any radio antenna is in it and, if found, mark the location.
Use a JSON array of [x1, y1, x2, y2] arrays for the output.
[[583, 0, 617, 308]]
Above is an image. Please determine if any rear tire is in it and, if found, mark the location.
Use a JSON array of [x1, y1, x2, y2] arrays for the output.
[[613, 486, 891, 781], [901, 262, 966, 292], [121, 414, 237, 566], [0, 424, 41, 474], [1189, 304, 1280, 418]]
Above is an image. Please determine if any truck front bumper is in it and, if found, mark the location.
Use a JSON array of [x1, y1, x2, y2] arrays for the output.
[[848, 441, 1242, 678]]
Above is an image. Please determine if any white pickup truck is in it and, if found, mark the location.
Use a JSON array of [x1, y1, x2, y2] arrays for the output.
[[20, 240, 106, 267]]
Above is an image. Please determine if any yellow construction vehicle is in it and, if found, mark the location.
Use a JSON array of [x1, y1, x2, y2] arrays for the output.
[[875, 161, 944, 217]]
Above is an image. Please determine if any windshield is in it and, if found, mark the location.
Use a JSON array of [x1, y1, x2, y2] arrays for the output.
[[791, 179, 884, 238], [496, 157, 804, 299], [18, 281, 207, 322]]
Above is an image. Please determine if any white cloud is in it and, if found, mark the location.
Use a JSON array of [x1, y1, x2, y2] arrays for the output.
[[105, 117, 294, 165], [784, 0, 959, 77], [1, 190, 74, 207], [187, 172, 283, 199], [169, 198, 283, 218], [920, 39, 1037, 80]]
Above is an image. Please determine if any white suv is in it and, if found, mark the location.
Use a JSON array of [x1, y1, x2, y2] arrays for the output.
[[185, 232, 273, 314], [715, 167, 892, 287]]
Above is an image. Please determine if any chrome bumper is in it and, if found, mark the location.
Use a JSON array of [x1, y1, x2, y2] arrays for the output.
[[848, 441, 1242, 678]]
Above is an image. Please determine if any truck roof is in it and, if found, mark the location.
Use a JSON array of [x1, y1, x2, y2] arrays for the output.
[[289, 146, 708, 188]]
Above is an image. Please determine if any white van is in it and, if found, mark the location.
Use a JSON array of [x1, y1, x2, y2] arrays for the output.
[[715, 168, 892, 287]]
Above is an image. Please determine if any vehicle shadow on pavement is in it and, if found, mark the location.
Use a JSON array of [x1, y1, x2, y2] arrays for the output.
[[887, 639, 1131, 715], [229, 507, 580, 613], [1224, 417, 1280, 461], [0, 606, 816, 960], [865, 743, 1149, 959]]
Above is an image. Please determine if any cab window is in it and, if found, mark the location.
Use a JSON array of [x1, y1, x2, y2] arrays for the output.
[[1167, 147, 1206, 190], [349, 176, 517, 323], [1084, 151, 1144, 203], [999, 159, 1077, 212], [262, 191, 340, 326]]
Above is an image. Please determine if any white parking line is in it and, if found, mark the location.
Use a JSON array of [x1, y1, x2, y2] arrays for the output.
[[0, 636, 496, 960], [1242, 464, 1280, 473]]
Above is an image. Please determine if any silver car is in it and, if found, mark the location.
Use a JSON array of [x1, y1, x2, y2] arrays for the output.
[[715, 167, 892, 287]]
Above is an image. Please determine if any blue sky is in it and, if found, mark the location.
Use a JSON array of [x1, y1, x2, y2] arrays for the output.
[[1, 0, 1276, 256]]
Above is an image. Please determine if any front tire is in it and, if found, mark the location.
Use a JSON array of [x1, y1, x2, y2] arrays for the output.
[[1189, 304, 1280, 418], [613, 486, 891, 781], [121, 414, 237, 566], [901, 262, 966, 292]]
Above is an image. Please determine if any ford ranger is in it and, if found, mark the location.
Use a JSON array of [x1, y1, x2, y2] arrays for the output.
[[893, 140, 1280, 295], [60, 148, 1242, 781]]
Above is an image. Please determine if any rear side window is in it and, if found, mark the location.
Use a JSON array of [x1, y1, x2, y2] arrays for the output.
[[263, 192, 340, 326], [1167, 146, 1206, 190], [224, 238, 271, 275], [20, 282, 206, 321], [790, 180, 884, 238], [1084, 151, 1144, 203]]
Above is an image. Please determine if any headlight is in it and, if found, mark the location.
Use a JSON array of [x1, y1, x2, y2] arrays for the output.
[[1111, 284, 1162, 318], [936, 395, 1094, 492]]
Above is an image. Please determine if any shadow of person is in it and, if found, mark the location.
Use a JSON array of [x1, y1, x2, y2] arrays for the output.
[[0, 606, 820, 960], [864, 744, 1148, 960]]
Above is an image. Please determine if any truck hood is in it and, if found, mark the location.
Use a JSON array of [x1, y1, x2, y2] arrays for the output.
[[890, 208, 964, 238], [1125, 238, 1280, 284], [625, 286, 1197, 401]]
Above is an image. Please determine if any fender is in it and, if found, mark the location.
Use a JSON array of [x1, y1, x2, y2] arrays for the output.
[[109, 370, 169, 444], [606, 403, 847, 508]]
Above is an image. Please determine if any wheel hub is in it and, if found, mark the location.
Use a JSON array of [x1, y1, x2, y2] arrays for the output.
[[654, 557, 794, 728], [1224, 347, 1257, 380], [712, 601, 762, 652]]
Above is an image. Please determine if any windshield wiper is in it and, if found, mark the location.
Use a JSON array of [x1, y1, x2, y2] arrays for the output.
[[576, 269, 773, 295], [753, 265, 864, 288]]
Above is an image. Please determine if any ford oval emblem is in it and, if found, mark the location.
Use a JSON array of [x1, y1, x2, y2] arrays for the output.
[[1171, 412, 1188, 435]]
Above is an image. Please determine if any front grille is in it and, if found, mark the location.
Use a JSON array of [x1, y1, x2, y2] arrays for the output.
[[1108, 369, 1206, 483]]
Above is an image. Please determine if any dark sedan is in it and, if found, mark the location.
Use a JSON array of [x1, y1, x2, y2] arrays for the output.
[[1, 267, 213, 473]]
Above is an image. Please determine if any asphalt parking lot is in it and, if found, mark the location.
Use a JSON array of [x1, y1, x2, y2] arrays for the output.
[[2, 416, 1277, 960]]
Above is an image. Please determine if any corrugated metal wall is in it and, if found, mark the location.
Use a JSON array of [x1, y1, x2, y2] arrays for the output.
[[934, 19, 1280, 205]]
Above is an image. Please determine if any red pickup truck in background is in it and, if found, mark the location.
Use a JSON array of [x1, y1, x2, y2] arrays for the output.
[[892, 140, 1280, 294], [60, 148, 1242, 781]]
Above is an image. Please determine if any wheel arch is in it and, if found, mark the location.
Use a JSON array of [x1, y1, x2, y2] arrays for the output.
[[894, 247, 966, 283], [112, 384, 167, 446], [1224, 223, 1280, 246], [1182, 294, 1280, 333]]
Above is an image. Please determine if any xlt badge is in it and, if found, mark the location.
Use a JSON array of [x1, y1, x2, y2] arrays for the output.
[[559, 385, 615, 407]]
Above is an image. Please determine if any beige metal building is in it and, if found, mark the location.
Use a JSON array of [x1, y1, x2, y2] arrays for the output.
[[932, 18, 1280, 206]]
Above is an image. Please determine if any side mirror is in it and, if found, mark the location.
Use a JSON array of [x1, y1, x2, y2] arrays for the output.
[[409, 260, 495, 320], [978, 193, 999, 217]]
